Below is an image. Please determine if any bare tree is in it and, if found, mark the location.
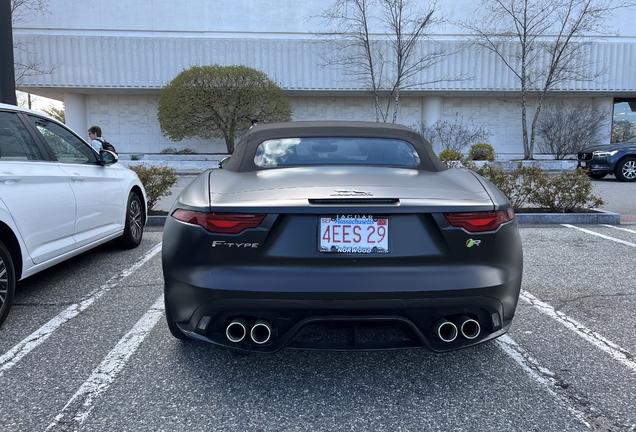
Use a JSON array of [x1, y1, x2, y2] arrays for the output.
[[314, 0, 448, 123], [461, 0, 636, 159], [15, 90, 42, 109], [11, 0, 53, 86], [41, 105, 65, 123], [416, 115, 491, 152], [11, 0, 47, 22], [536, 100, 610, 159]]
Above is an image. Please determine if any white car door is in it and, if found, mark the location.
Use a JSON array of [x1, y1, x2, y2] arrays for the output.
[[0, 111, 76, 264], [26, 115, 126, 249]]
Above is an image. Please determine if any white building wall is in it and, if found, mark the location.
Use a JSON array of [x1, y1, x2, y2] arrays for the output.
[[439, 97, 524, 155], [13, 0, 636, 39], [84, 93, 598, 157], [85, 94, 222, 154], [13, 0, 635, 156], [86, 95, 431, 155]]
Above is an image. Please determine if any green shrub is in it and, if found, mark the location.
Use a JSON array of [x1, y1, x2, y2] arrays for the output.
[[465, 161, 603, 212], [468, 161, 545, 211], [160, 147, 196, 154], [438, 149, 463, 161], [527, 168, 604, 212], [128, 164, 179, 211], [468, 143, 496, 161], [438, 149, 464, 167]]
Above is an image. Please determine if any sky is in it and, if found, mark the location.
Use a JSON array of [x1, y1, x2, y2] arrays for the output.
[[16, 91, 63, 114]]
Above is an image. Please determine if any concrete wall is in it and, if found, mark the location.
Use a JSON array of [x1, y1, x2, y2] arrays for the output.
[[14, 0, 636, 39], [81, 93, 613, 156], [85, 94, 217, 154]]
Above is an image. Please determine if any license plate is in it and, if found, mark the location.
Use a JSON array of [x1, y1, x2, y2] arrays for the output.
[[319, 215, 389, 253]]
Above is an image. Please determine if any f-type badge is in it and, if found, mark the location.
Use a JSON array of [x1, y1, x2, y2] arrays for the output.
[[331, 189, 373, 197]]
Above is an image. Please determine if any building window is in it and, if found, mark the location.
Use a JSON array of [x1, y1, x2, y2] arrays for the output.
[[612, 99, 636, 143]]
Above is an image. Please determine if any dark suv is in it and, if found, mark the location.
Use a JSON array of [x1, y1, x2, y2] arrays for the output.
[[577, 137, 636, 182]]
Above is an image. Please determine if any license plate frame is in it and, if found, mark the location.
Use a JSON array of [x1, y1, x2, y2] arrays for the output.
[[318, 215, 389, 254]]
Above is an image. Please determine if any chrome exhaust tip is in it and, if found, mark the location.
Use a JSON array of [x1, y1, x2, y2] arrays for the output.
[[433, 318, 458, 343], [459, 316, 481, 340], [250, 319, 272, 344], [226, 318, 249, 343]]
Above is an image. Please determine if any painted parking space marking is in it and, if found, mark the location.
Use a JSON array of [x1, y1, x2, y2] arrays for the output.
[[562, 224, 636, 248], [0, 243, 162, 377], [519, 291, 636, 373], [46, 295, 164, 431], [601, 224, 636, 235], [495, 335, 590, 428]]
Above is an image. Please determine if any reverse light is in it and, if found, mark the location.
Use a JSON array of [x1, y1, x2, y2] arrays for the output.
[[444, 209, 515, 232], [172, 210, 266, 234]]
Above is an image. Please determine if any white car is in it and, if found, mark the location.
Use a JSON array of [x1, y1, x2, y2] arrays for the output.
[[0, 103, 147, 327]]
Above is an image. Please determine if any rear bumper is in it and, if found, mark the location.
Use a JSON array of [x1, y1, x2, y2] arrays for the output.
[[162, 212, 523, 352], [164, 274, 521, 353]]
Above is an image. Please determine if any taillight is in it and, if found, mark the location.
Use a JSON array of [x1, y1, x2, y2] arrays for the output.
[[443, 209, 514, 232], [172, 210, 266, 234]]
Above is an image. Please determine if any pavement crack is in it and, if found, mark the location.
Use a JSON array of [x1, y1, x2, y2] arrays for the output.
[[500, 336, 635, 431], [556, 292, 636, 310], [13, 301, 77, 307]]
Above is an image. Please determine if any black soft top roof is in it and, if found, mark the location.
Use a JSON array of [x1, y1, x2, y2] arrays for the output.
[[223, 121, 447, 173]]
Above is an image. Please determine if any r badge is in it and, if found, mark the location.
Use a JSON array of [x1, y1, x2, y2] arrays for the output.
[[466, 239, 481, 248]]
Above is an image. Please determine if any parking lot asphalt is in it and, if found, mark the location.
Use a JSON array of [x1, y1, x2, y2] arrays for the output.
[[590, 175, 636, 222], [2, 224, 636, 431]]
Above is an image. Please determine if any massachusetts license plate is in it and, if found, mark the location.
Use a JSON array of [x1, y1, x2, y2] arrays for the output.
[[319, 215, 389, 253]]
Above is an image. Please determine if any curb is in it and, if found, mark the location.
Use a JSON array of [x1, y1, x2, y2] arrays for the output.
[[147, 210, 621, 228], [147, 216, 168, 227], [515, 209, 620, 225]]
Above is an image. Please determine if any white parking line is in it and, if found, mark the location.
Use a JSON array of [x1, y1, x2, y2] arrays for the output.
[[46, 295, 165, 431], [562, 224, 636, 248], [520, 291, 636, 373], [601, 224, 636, 235], [495, 335, 590, 428], [0, 243, 162, 377]]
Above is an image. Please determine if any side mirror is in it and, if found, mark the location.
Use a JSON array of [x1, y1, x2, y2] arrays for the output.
[[100, 149, 118, 166], [218, 156, 230, 169]]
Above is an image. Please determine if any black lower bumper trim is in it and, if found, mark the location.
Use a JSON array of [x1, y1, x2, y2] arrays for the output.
[[172, 296, 510, 353]]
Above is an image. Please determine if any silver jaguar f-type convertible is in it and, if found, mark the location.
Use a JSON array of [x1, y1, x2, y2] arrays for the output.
[[162, 121, 523, 353]]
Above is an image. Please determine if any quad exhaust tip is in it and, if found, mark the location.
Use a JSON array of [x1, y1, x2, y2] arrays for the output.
[[226, 318, 249, 343], [433, 318, 458, 343], [433, 316, 482, 343], [250, 319, 273, 344], [226, 317, 274, 344], [459, 316, 481, 340]]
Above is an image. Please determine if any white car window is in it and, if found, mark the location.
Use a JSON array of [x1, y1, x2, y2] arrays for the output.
[[0, 112, 44, 161], [27, 116, 97, 164]]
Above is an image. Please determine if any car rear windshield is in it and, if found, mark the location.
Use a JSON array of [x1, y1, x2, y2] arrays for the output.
[[254, 137, 421, 168]]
